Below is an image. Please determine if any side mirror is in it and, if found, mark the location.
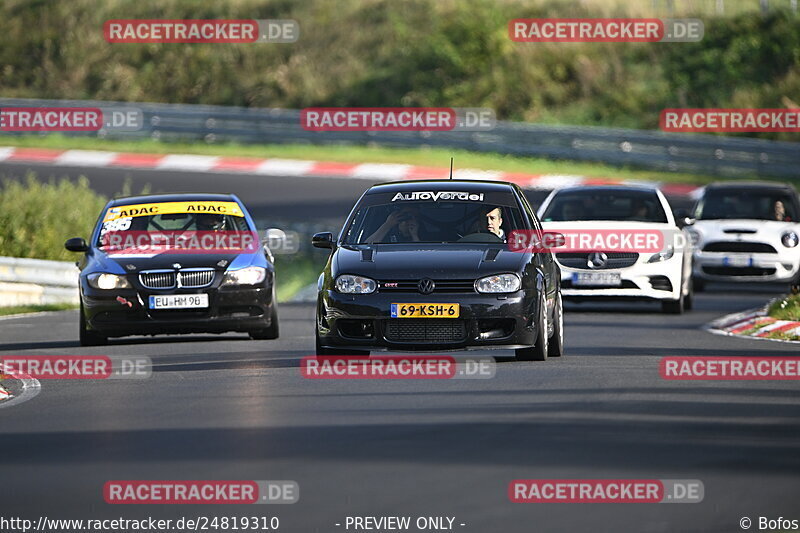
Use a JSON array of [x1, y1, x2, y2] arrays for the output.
[[674, 209, 695, 228], [312, 232, 334, 249], [545, 231, 566, 249], [64, 237, 88, 252]]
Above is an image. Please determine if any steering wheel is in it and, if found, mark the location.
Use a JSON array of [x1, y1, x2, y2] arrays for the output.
[[456, 232, 503, 243]]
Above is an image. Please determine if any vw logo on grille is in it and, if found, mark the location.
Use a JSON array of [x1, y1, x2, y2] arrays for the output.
[[417, 278, 435, 294], [587, 252, 608, 269]]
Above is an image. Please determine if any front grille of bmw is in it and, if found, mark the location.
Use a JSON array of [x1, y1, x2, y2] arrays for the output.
[[378, 279, 476, 293], [139, 269, 215, 289], [555, 252, 639, 270]]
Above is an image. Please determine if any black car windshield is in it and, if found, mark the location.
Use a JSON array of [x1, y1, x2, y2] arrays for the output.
[[541, 189, 668, 223], [695, 189, 798, 221], [342, 197, 528, 245], [97, 200, 252, 248]]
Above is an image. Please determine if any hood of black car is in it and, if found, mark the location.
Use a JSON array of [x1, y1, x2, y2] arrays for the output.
[[333, 244, 526, 280]]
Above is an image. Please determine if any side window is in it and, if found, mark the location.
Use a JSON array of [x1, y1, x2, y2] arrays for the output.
[[517, 191, 540, 231]]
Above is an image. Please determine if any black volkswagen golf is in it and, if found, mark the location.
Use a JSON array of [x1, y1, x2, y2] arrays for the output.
[[65, 193, 278, 345], [313, 180, 563, 361]]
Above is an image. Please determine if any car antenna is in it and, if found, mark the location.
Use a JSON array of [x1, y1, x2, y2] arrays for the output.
[[449, 157, 454, 179]]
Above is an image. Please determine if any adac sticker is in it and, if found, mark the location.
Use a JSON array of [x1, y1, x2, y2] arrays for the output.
[[104, 201, 244, 222]]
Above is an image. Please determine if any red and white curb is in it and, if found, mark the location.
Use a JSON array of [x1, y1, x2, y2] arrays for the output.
[[0, 146, 701, 196], [705, 300, 800, 343], [0, 363, 40, 408]]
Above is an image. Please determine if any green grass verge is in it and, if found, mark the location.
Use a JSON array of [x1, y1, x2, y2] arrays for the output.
[[768, 294, 800, 321], [0, 303, 78, 316], [275, 255, 324, 303], [0, 134, 733, 185]]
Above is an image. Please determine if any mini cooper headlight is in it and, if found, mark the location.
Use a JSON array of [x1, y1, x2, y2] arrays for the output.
[[221, 266, 267, 286], [475, 273, 521, 294], [335, 274, 377, 294], [87, 272, 131, 290], [781, 231, 799, 248], [647, 245, 675, 263]]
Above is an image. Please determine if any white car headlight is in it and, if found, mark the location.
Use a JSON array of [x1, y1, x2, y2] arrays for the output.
[[475, 273, 521, 294], [782, 231, 799, 248], [335, 275, 377, 294], [87, 272, 131, 290], [647, 246, 675, 263], [221, 266, 267, 286]]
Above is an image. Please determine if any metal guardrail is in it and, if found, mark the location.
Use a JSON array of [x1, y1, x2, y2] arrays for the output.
[[0, 97, 798, 179], [0, 256, 78, 306]]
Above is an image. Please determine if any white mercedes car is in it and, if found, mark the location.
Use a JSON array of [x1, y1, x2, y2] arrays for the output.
[[688, 182, 800, 291], [537, 185, 693, 313]]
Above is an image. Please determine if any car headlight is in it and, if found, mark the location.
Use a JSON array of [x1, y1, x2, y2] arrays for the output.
[[475, 273, 521, 294], [87, 272, 131, 290], [647, 246, 675, 263], [221, 266, 267, 286], [782, 231, 799, 248], [335, 274, 376, 294]]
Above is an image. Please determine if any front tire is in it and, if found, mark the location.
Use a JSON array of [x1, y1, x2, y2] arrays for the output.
[[684, 277, 694, 311], [547, 292, 564, 357], [693, 277, 706, 292], [661, 290, 685, 314], [249, 305, 280, 340], [79, 302, 107, 346], [516, 292, 548, 361]]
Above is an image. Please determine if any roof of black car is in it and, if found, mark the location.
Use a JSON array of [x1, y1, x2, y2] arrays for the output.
[[704, 181, 796, 192], [109, 193, 237, 206], [366, 179, 517, 193]]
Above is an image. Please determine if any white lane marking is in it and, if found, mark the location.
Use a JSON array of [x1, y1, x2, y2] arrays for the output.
[[56, 150, 117, 166], [0, 364, 41, 409], [255, 159, 316, 175], [0, 147, 16, 161], [351, 163, 411, 179], [156, 154, 220, 171]]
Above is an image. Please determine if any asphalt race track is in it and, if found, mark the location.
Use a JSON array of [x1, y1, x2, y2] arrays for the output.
[[1, 162, 798, 533]]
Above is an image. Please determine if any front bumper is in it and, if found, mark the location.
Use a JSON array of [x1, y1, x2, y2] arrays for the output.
[[82, 284, 275, 337], [558, 259, 683, 301], [693, 251, 800, 283], [317, 289, 541, 352]]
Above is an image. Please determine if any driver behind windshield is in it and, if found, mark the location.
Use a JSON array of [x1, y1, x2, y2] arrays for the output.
[[196, 213, 227, 231], [366, 206, 424, 243]]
